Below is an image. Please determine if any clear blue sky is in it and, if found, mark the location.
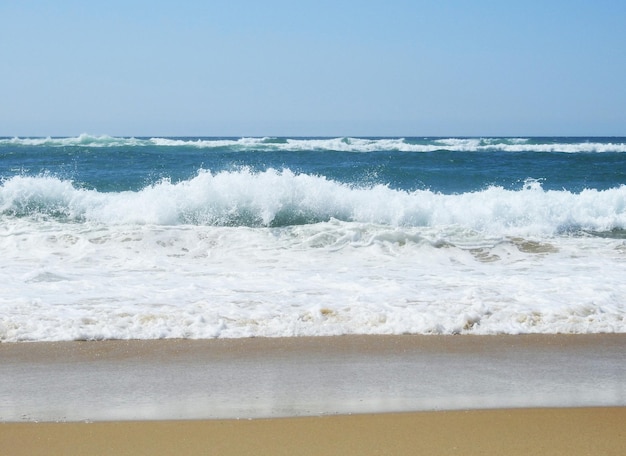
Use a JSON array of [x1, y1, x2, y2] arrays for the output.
[[1, 1, 625, 137]]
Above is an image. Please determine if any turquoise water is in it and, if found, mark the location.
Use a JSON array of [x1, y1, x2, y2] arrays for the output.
[[1, 136, 625, 228], [1, 136, 625, 340], [2, 136, 626, 192]]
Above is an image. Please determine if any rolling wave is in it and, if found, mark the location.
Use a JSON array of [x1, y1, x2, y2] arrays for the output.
[[1, 169, 624, 235], [2, 134, 626, 153]]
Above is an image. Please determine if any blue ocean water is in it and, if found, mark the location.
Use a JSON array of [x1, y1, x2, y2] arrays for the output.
[[2, 136, 626, 194], [1, 136, 625, 341], [1, 136, 625, 229]]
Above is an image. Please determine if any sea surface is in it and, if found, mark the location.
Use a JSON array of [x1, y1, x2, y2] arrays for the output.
[[1, 136, 625, 341]]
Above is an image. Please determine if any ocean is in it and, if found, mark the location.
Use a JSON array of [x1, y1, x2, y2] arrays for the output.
[[1, 135, 625, 341]]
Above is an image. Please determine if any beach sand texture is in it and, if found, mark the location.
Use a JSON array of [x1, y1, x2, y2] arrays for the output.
[[2, 335, 625, 454], [3, 407, 626, 456]]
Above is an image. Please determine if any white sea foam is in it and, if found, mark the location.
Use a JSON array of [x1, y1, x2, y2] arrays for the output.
[[3, 137, 625, 342], [3, 135, 626, 153], [1, 171, 625, 234], [0, 134, 146, 148], [2, 171, 625, 341], [1, 217, 625, 342]]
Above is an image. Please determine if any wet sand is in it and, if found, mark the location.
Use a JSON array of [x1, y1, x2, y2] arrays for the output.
[[3, 407, 626, 456], [1, 335, 626, 454]]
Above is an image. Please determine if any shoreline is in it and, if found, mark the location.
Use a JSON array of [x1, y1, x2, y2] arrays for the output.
[[2, 334, 625, 454], [2, 334, 625, 422]]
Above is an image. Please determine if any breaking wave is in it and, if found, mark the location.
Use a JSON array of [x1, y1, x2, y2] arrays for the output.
[[1, 169, 624, 236], [3, 135, 626, 153]]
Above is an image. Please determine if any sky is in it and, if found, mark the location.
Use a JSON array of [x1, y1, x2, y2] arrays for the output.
[[1, 0, 625, 137]]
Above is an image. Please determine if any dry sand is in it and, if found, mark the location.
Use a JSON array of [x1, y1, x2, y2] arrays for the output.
[[2, 335, 626, 454]]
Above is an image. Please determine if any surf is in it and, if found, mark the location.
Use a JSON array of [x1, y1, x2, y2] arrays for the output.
[[1, 170, 624, 237], [3, 135, 626, 152]]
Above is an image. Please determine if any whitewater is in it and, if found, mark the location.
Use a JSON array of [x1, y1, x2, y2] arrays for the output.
[[1, 136, 625, 341]]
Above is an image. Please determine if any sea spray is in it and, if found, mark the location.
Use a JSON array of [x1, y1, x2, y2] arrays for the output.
[[1, 136, 625, 341], [1, 171, 625, 235]]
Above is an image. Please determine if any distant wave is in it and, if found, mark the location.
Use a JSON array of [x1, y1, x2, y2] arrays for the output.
[[0, 134, 147, 148], [2, 170, 624, 235], [2, 134, 626, 153]]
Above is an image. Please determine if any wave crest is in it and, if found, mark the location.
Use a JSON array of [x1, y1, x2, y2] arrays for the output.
[[1, 169, 625, 234], [3, 135, 626, 153]]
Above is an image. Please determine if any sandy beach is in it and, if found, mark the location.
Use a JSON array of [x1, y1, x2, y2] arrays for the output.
[[3, 408, 625, 456], [2, 334, 626, 454]]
